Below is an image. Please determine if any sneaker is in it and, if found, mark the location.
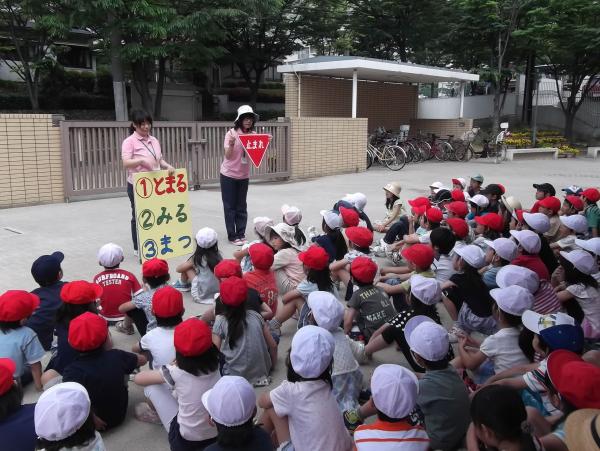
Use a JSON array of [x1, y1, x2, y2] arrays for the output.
[[448, 325, 466, 344], [172, 279, 191, 292], [135, 402, 162, 425], [371, 244, 387, 258], [343, 408, 363, 433], [230, 238, 244, 246], [115, 320, 134, 335]]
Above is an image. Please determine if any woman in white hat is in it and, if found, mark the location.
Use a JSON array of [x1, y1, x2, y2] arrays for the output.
[[221, 105, 259, 246]]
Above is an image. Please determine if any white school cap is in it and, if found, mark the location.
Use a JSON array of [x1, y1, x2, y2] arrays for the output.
[[281, 204, 302, 225], [35, 382, 91, 441], [404, 315, 449, 362], [290, 325, 334, 378], [523, 212, 550, 234], [490, 285, 534, 316], [453, 177, 467, 189], [195, 227, 218, 248], [469, 194, 489, 208], [320, 209, 343, 230], [371, 364, 418, 419], [560, 249, 599, 275], [429, 181, 447, 193], [560, 215, 588, 234], [484, 237, 518, 262], [344, 193, 368, 211], [253, 216, 274, 238], [522, 310, 575, 334], [97, 242, 124, 268], [454, 244, 486, 269], [410, 274, 442, 305], [496, 264, 540, 293], [201, 376, 256, 427], [307, 291, 344, 332], [575, 238, 600, 257], [510, 229, 541, 254]]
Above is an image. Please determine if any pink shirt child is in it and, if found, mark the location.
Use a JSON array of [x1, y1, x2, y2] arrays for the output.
[[122, 131, 163, 184], [221, 128, 252, 180]]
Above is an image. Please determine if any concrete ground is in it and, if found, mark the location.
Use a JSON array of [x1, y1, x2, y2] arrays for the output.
[[2, 157, 599, 449]]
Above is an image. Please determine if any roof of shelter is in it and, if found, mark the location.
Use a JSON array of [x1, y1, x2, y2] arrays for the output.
[[277, 56, 479, 84]]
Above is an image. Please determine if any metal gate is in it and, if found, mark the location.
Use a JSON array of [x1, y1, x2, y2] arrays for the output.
[[60, 120, 290, 200]]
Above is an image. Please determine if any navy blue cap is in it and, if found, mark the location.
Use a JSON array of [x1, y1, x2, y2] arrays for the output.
[[540, 324, 584, 353], [31, 251, 64, 284], [561, 185, 583, 196]]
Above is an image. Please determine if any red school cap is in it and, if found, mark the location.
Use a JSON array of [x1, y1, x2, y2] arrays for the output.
[[248, 243, 274, 270], [152, 286, 184, 318], [350, 257, 378, 284], [565, 195, 584, 211], [475, 213, 504, 232], [401, 244, 434, 269], [60, 281, 103, 305], [445, 218, 469, 239], [214, 259, 243, 279], [0, 358, 16, 396], [538, 196, 561, 213], [345, 226, 374, 248], [582, 188, 600, 203], [339, 206, 360, 227], [451, 189, 466, 202], [425, 207, 443, 224], [142, 258, 169, 278], [547, 350, 600, 409], [408, 197, 431, 209], [68, 312, 108, 352], [0, 290, 40, 322], [174, 318, 212, 357], [446, 201, 468, 218], [298, 245, 329, 271], [220, 276, 248, 307]]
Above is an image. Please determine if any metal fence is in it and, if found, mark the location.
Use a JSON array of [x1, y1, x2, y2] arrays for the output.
[[60, 121, 290, 200]]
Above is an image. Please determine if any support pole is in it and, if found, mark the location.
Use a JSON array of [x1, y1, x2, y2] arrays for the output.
[[459, 81, 465, 118], [352, 69, 358, 118]]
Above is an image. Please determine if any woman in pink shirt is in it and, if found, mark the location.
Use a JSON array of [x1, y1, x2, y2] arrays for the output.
[[221, 105, 257, 246], [121, 110, 174, 254]]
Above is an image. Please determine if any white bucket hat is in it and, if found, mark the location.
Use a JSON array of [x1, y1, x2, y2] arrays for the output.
[[575, 238, 600, 257], [560, 214, 588, 234], [496, 264, 540, 293], [35, 382, 91, 441], [383, 182, 402, 197], [290, 325, 334, 378], [523, 212, 550, 234], [266, 223, 302, 250], [201, 376, 256, 427], [484, 237, 518, 262], [97, 242, 124, 268], [404, 316, 449, 362], [307, 291, 344, 332], [320, 210, 342, 230], [195, 227, 218, 248], [454, 244, 486, 269], [281, 204, 302, 225], [490, 285, 534, 316], [371, 364, 418, 419], [560, 249, 599, 275], [510, 229, 541, 254], [500, 195, 522, 214], [235, 105, 259, 122]]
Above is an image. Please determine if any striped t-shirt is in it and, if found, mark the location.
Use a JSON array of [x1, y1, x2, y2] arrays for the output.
[[354, 419, 429, 451]]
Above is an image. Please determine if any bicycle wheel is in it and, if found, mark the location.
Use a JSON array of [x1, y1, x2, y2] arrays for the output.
[[407, 142, 422, 163], [417, 140, 432, 160], [433, 144, 444, 161], [400, 143, 413, 163], [383, 145, 406, 171], [498, 144, 507, 162], [453, 141, 467, 161], [465, 144, 474, 161], [367, 150, 373, 169]]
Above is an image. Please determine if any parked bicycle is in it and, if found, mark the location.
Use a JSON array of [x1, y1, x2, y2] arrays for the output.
[[466, 123, 510, 163], [367, 134, 407, 171]]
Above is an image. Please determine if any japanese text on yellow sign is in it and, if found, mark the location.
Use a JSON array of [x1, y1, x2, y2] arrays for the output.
[[133, 169, 193, 262]]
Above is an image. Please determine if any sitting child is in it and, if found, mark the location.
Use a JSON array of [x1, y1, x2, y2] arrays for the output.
[[430, 227, 457, 282], [354, 364, 429, 450], [0, 291, 45, 390], [481, 237, 518, 289], [233, 216, 274, 273], [550, 214, 587, 254], [373, 182, 404, 233], [330, 226, 374, 301], [34, 382, 105, 450], [174, 227, 222, 303], [93, 243, 142, 335], [258, 326, 353, 451], [267, 223, 305, 296], [134, 318, 220, 449], [26, 251, 66, 351], [243, 243, 279, 316], [496, 265, 561, 315], [309, 210, 347, 262], [63, 312, 146, 429], [202, 376, 273, 451], [119, 258, 170, 335], [281, 204, 307, 246]]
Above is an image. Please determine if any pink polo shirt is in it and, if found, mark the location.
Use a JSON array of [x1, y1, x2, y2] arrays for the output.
[[221, 128, 252, 180], [121, 131, 163, 184]]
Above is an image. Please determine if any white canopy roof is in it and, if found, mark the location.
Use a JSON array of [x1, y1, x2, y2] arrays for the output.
[[277, 56, 479, 84]]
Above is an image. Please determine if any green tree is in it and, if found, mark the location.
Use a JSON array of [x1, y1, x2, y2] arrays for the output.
[[296, 0, 353, 56], [0, 0, 71, 110], [515, 0, 600, 142]]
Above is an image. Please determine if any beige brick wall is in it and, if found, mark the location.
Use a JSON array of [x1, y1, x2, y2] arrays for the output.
[[0, 114, 64, 208], [409, 118, 474, 138], [289, 117, 368, 179], [284, 74, 417, 131]]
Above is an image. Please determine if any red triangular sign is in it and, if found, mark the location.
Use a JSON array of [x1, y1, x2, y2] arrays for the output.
[[238, 134, 271, 168]]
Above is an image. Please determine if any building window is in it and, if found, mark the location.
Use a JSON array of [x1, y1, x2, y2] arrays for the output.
[[57, 46, 92, 69]]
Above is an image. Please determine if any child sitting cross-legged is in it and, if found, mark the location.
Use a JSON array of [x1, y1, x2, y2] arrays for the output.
[[134, 318, 220, 449], [63, 312, 146, 430]]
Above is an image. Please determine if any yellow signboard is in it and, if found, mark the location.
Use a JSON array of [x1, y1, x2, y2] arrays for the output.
[[133, 169, 193, 262]]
